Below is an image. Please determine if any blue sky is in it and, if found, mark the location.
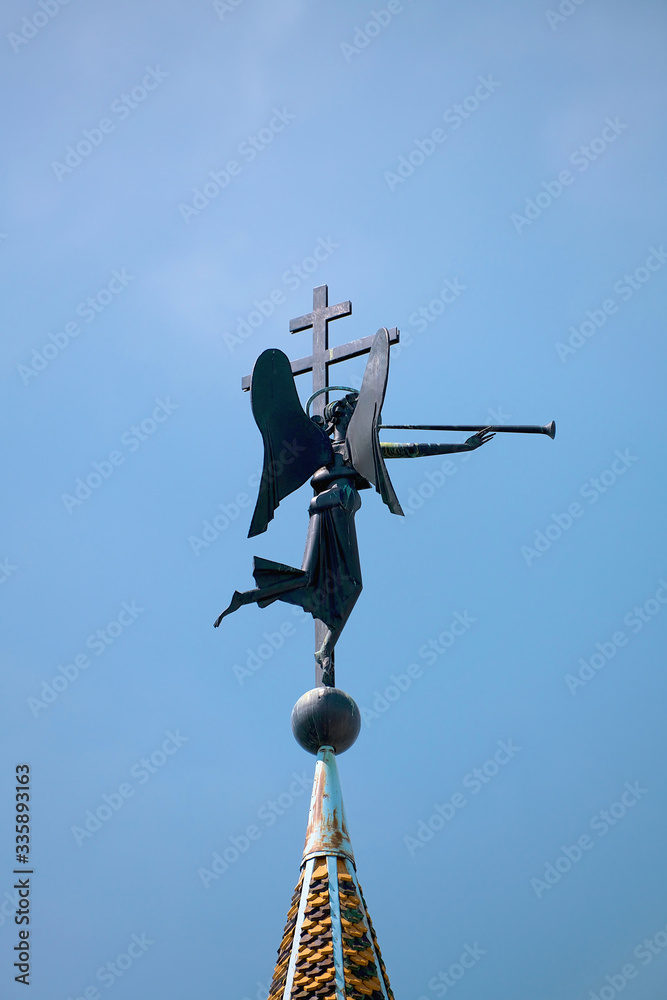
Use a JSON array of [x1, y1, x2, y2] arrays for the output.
[[2, 1, 667, 998]]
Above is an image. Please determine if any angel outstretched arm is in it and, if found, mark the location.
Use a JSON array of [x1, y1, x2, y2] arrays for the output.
[[380, 427, 495, 458]]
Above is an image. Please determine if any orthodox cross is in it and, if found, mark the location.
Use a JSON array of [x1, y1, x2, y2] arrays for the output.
[[241, 284, 399, 417]]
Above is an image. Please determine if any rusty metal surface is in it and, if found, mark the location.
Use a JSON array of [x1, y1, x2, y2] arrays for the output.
[[302, 747, 355, 866]]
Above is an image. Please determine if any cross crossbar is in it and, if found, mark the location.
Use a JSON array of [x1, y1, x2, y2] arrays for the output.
[[240, 328, 400, 392], [240, 285, 399, 419]]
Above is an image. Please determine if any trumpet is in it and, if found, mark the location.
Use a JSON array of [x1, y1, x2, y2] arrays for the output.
[[379, 421, 556, 439]]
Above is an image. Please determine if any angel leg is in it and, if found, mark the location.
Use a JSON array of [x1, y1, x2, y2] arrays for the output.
[[314, 623, 343, 687], [213, 573, 309, 627]]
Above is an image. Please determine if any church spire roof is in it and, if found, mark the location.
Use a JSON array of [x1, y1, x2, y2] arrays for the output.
[[267, 747, 394, 1000]]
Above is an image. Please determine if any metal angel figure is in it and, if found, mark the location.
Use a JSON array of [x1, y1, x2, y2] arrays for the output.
[[214, 329, 495, 683]]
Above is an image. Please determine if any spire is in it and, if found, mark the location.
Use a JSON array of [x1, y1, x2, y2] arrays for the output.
[[302, 747, 354, 865], [267, 748, 395, 1000]]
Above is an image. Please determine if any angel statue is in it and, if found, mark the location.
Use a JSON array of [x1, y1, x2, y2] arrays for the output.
[[214, 328, 496, 684]]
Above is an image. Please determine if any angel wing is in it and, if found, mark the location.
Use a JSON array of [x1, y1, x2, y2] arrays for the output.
[[346, 328, 404, 516], [247, 349, 334, 537]]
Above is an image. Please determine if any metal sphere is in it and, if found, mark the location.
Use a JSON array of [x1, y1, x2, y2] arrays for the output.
[[291, 687, 361, 755]]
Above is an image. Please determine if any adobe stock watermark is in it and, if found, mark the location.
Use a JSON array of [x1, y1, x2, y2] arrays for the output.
[[545, 0, 587, 32], [17, 268, 135, 385], [388, 276, 467, 360], [200, 401, 505, 547], [0, 558, 17, 584], [237, 983, 269, 1000], [0, 885, 22, 931], [565, 579, 667, 694], [189, 471, 260, 554], [521, 448, 638, 566], [530, 781, 647, 899], [51, 68, 168, 181], [401, 406, 512, 516], [27, 600, 145, 718], [65, 932, 154, 999], [404, 740, 521, 856], [222, 236, 340, 352], [198, 771, 311, 887], [71, 730, 188, 846], [189, 437, 305, 553], [360, 610, 476, 726], [61, 397, 179, 513], [8, 0, 73, 54], [179, 107, 295, 223], [511, 117, 628, 234], [213, 0, 245, 20], [555, 246, 667, 362], [416, 943, 486, 999], [586, 920, 667, 1000], [232, 607, 311, 684], [340, 0, 417, 62], [384, 75, 501, 192]]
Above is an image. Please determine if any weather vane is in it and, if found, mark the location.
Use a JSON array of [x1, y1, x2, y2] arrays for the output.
[[213, 284, 555, 998], [214, 284, 554, 686]]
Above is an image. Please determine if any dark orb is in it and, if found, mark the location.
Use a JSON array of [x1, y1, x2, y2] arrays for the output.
[[291, 687, 361, 755]]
